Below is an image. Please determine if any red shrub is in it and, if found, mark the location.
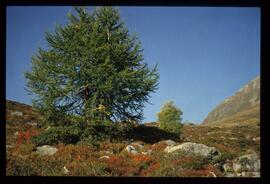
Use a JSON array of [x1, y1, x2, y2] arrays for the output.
[[130, 154, 153, 165], [103, 155, 139, 176], [140, 163, 160, 176], [16, 129, 39, 145], [55, 144, 97, 161]]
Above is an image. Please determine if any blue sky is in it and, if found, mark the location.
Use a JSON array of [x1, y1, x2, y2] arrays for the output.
[[6, 6, 260, 124]]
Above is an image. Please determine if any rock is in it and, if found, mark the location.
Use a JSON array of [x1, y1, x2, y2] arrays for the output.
[[208, 171, 217, 177], [164, 142, 220, 159], [36, 145, 58, 156], [154, 140, 177, 147], [252, 137, 260, 142], [6, 145, 14, 149], [104, 151, 114, 154], [126, 145, 138, 154], [229, 137, 237, 140], [237, 172, 246, 177], [63, 166, 70, 174], [214, 163, 223, 171], [163, 140, 177, 146], [14, 131, 19, 137], [131, 142, 144, 149], [26, 121, 37, 126], [99, 156, 110, 160], [11, 111, 23, 116], [222, 163, 233, 172], [141, 150, 152, 155], [233, 153, 260, 173]]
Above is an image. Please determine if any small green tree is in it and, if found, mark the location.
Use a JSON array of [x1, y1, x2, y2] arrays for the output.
[[157, 101, 183, 135]]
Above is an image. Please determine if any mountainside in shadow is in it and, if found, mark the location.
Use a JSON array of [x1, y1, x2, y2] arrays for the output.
[[201, 76, 260, 127]]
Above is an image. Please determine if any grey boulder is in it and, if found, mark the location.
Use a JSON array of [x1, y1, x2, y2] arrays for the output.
[[126, 145, 138, 154], [164, 142, 220, 159], [233, 153, 260, 173], [36, 145, 58, 156]]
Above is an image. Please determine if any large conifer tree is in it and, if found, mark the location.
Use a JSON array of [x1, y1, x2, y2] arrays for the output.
[[25, 7, 159, 125]]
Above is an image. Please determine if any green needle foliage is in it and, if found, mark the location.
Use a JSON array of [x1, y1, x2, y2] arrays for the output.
[[25, 6, 159, 126], [157, 101, 183, 136]]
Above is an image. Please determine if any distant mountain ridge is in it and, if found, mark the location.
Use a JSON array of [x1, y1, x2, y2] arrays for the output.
[[201, 76, 260, 127]]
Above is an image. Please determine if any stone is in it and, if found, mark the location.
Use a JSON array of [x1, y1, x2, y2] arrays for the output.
[[214, 163, 223, 171], [99, 156, 110, 160], [208, 171, 217, 177], [154, 140, 177, 147], [11, 111, 23, 116], [162, 140, 177, 146], [36, 145, 58, 156], [252, 137, 260, 142], [104, 151, 114, 154], [14, 131, 19, 137], [164, 142, 220, 159], [126, 145, 138, 154], [26, 121, 37, 126], [131, 142, 144, 149], [63, 166, 70, 174], [141, 150, 152, 155], [233, 153, 260, 173], [6, 145, 14, 149]]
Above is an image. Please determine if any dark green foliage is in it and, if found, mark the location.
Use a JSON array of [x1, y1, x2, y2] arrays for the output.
[[157, 101, 183, 136], [32, 120, 131, 146], [126, 125, 180, 144], [24, 6, 159, 126], [32, 124, 84, 146], [81, 120, 128, 144]]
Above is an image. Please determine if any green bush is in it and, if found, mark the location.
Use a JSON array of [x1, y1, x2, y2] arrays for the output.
[[32, 119, 131, 146], [157, 101, 183, 136], [32, 123, 84, 146], [81, 120, 128, 145]]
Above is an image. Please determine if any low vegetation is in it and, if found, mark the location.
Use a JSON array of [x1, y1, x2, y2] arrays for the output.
[[6, 100, 260, 177]]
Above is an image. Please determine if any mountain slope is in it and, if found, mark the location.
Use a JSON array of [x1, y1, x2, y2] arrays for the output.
[[201, 76, 260, 127]]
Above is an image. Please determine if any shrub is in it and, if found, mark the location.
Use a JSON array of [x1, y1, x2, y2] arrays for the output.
[[157, 101, 183, 136], [64, 161, 109, 176], [32, 119, 132, 146], [99, 142, 126, 153], [7, 157, 37, 176], [81, 120, 129, 145], [31, 123, 84, 146], [16, 129, 39, 146]]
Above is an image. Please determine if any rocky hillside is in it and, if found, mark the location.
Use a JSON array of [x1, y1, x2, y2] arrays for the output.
[[6, 100, 40, 125], [202, 76, 260, 127], [6, 100, 260, 177]]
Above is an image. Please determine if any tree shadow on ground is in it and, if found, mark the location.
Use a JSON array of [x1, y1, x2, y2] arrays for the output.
[[126, 125, 180, 144]]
